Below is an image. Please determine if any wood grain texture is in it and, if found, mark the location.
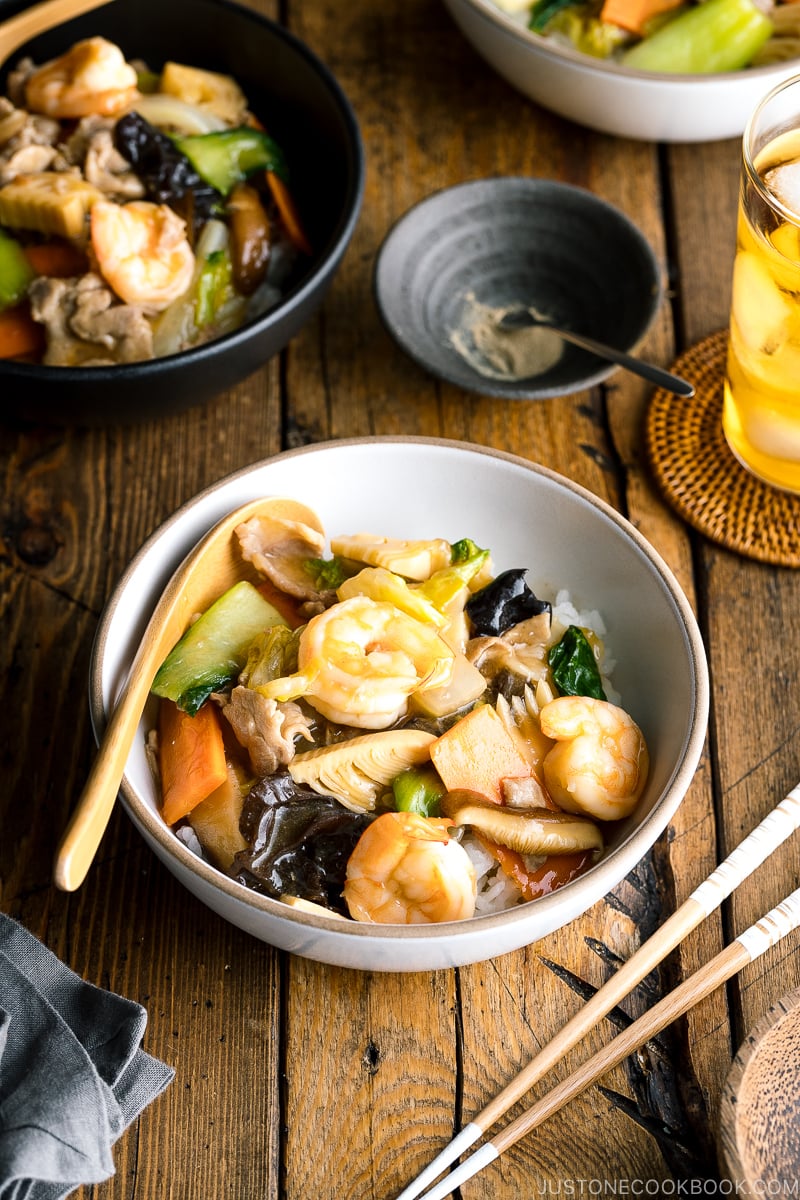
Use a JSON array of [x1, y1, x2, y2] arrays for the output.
[[718, 987, 800, 1191], [2, 0, 800, 1196]]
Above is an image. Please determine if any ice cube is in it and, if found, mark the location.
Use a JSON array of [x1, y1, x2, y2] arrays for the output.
[[769, 221, 800, 262], [764, 160, 800, 220], [745, 402, 800, 459], [731, 250, 792, 354]]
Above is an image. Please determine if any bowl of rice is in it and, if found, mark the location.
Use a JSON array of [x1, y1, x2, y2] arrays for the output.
[[87, 436, 709, 971]]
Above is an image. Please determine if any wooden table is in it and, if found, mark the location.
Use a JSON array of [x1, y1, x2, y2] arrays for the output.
[[3, 0, 800, 1195]]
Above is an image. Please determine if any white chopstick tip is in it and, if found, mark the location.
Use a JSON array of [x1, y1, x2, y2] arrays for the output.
[[691, 786, 800, 916], [394, 1124, 483, 1200], [736, 884, 800, 959], [417, 1142, 500, 1200]]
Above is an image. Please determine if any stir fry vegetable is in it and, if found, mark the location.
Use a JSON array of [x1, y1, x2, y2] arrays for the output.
[[152, 581, 285, 715], [149, 498, 650, 924], [548, 625, 606, 700], [494, 0, 796, 73], [172, 128, 287, 195], [0, 229, 33, 310], [0, 38, 312, 366], [392, 765, 447, 817], [622, 0, 773, 70]]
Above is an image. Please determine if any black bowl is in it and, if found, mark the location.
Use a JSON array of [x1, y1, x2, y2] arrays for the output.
[[0, 0, 365, 426], [374, 178, 663, 400]]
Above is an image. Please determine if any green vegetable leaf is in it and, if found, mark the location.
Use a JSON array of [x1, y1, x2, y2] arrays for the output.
[[549, 626, 606, 701], [305, 556, 349, 589], [417, 541, 489, 613], [528, 0, 578, 33], [194, 248, 234, 328], [544, 7, 632, 57], [450, 537, 486, 564], [241, 625, 300, 690]]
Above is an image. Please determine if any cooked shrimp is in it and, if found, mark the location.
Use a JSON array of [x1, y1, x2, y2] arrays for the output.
[[25, 38, 138, 119], [259, 595, 455, 729], [343, 812, 477, 924], [539, 695, 649, 821], [90, 200, 195, 311]]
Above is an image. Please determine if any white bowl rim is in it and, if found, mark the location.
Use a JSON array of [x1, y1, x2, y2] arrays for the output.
[[90, 435, 709, 947], [450, 0, 800, 85]]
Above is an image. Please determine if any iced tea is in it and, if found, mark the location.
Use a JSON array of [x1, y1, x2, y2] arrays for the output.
[[724, 116, 800, 493]]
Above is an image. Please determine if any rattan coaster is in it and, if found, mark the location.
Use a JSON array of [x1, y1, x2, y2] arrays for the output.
[[645, 329, 800, 567]]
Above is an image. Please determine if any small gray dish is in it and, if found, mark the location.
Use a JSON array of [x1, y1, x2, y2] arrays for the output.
[[374, 177, 663, 400]]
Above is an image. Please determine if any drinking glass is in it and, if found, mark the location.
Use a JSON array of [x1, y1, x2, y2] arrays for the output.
[[724, 74, 800, 494]]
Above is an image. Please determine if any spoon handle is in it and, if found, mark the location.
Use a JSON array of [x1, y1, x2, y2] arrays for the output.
[[53, 648, 159, 891], [557, 328, 695, 397], [52, 497, 271, 891], [0, 0, 113, 67]]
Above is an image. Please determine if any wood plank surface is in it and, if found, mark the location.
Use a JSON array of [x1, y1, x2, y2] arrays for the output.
[[2, 0, 800, 1197]]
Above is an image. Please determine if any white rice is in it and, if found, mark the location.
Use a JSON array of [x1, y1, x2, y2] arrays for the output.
[[461, 833, 523, 913], [461, 832, 550, 915]]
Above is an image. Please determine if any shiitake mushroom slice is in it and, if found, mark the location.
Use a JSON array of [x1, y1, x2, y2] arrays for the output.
[[440, 789, 603, 855]]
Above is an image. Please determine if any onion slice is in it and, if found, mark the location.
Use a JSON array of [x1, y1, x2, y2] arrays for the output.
[[126, 93, 228, 134]]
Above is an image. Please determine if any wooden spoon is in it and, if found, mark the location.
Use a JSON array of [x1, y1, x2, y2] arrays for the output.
[[0, 0, 114, 69], [53, 497, 276, 892]]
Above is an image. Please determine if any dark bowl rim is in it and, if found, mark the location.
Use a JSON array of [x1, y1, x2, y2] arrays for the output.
[[373, 176, 664, 400], [0, 0, 366, 381]]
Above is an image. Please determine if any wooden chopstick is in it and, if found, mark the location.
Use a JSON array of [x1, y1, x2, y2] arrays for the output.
[[413, 874, 800, 1200], [395, 784, 800, 1200]]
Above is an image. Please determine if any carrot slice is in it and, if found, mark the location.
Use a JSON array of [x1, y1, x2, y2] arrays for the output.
[[265, 171, 313, 256], [23, 240, 89, 278], [600, 0, 684, 35], [256, 577, 306, 629], [0, 305, 45, 360], [158, 698, 228, 826], [246, 112, 313, 255]]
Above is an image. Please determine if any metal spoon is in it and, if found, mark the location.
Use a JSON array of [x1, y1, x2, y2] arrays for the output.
[[52, 496, 303, 892], [498, 308, 695, 397], [0, 0, 114, 69]]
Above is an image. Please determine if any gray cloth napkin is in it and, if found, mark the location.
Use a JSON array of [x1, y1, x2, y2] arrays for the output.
[[0, 914, 174, 1199]]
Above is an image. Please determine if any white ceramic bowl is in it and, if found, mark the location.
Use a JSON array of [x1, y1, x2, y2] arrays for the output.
[[442, 0, 800, 142], [90, 438, 709, 971]]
